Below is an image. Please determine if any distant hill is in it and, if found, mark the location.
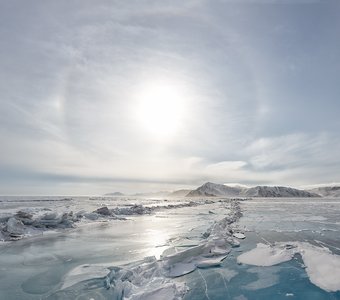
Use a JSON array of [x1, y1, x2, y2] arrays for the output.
[[168, 189, 192, 197], [308, 186, 340, 197], [104, 192, 125, 196], [187, 182, 320, 198]]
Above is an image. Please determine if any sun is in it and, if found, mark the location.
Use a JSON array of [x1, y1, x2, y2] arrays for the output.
[[135, 82, 186, 139]]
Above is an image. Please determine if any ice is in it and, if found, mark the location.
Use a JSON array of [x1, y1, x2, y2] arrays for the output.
[[6, 217, 25, 236], [163, 244, 206, 266], [237, 241, 340, 292], [15, 210, 34, 225], [237, 243, 294, 266], [216, 268, 238, 281], [111, 201, 202, 216], [101, 256, 188, 299], [61, 264, 111, 289], [23, 252, 60, 266], [238, 198, 340, 233], [297, 242, 340, 292], [233, 232, 246, 239], [0, 198, 212, 242], [94, 206, 112, 216], [233, 295, 248, 300], [128, 282, 188, 300], [210, 246, 231, 256], [56, 199, 243, 299], [196, 256, 228, 268], [2, 196, 340, 299], [167, 262, 196, 277], [160, 201, 242, 278], [242, 267, 280, 290], [112, 204, 153, 215], [0, 209, 79, 241], [164, 255, 228, 277], [84, 212, 100, 220]]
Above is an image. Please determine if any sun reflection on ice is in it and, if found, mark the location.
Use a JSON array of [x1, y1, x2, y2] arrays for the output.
[[144, 228, 170, 260]]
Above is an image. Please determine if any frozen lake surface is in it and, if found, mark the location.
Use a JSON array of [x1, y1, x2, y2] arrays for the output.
[[0, 196, 340, 299]]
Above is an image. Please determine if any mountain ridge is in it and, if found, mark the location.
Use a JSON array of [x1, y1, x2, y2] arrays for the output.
[[307, 186, 340, 198], [104, 183, 340, 198], [186, 182, 320, 198]]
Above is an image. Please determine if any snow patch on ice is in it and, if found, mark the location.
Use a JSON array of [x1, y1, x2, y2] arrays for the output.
[[237, 242, 340, 292], [237, 243, 294, 266], [298, 242, 340, 292]]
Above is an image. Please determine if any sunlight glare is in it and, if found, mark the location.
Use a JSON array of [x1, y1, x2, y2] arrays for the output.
[[135, 82, 186, 139]]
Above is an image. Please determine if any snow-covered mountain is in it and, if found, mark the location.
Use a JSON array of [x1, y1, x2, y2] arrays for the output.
[[168, 189, 192, 197], [186, 182, 244, 197], [307, 186, 340, 197], [242, 186, 319, 198], [187, 182, 320, 198], [104, 183, 338, 198]]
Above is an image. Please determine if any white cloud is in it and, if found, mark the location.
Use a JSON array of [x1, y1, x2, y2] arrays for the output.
[[0, 1, 339, 194]]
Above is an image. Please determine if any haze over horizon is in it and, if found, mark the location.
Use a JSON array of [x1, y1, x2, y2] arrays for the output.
[[1, 0, 340, 195]]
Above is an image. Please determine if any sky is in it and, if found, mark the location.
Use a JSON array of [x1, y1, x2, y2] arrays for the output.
[[0, 0, 340, 195]]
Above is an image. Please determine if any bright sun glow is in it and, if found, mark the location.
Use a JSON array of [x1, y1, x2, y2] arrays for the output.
[[135, 82, 186, 138]]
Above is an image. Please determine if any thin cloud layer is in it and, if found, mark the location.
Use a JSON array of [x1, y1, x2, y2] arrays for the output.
[[0, 0, 339, 194]]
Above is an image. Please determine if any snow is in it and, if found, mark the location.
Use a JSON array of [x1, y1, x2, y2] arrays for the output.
[[187, 182, 318, 197], [187, 182, 244, 197], [237, 242, 340, 292], [308, 186, 340, 197], [298, 242, 340, 292], [237, 243, 294, 267]]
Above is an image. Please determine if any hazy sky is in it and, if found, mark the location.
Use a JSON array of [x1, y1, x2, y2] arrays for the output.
[[1, 0, 340, 195]]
